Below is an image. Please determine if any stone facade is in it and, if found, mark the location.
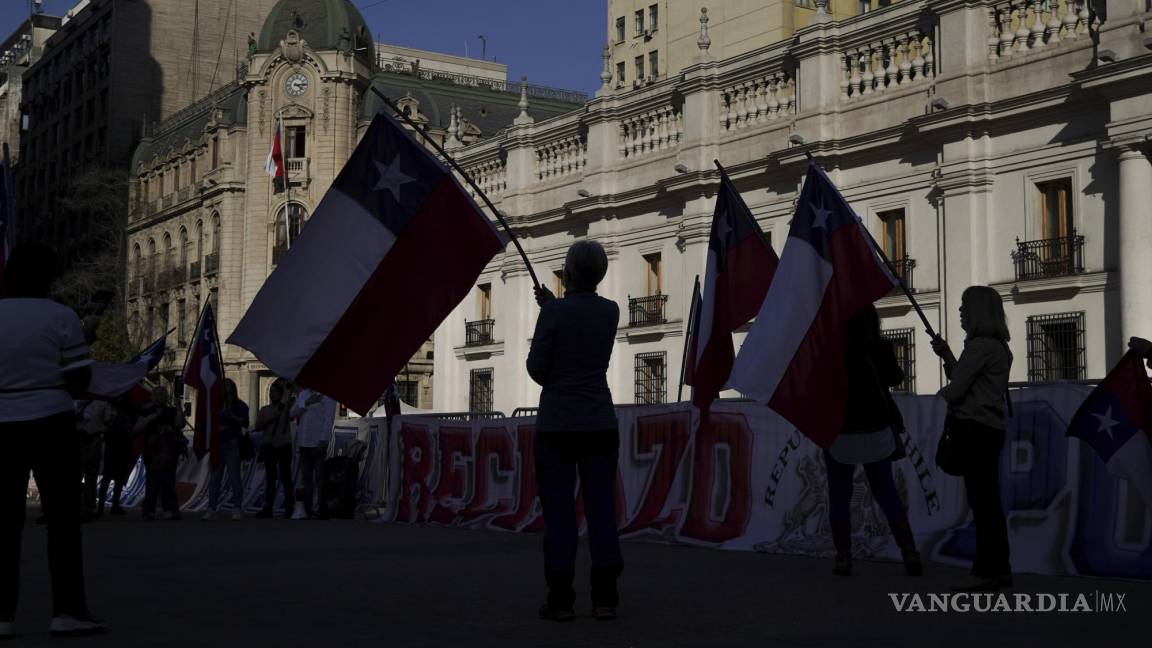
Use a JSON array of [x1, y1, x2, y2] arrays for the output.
[[433, 0, 1152, 415], [0, 11, 62, 174], [124, 0, 585, 413]]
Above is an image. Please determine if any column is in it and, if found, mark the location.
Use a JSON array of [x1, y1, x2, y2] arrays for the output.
[[1118, 146, 1152, 341]]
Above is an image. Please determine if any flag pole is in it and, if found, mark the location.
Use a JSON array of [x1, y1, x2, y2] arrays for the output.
[[803, 152, 939, 341], [368, 86, 540, 290], [280, 112, 291, 251], [678, 274, 701, 403]]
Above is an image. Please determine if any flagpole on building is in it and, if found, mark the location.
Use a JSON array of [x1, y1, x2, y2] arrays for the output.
[[368, 86, 540, 290], [677, 274, 701, 403], [280, 112, 291, 251], [803, 152, 940, 341]]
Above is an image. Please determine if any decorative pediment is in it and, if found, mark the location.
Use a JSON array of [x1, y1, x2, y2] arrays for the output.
[[280, 103, 315, 120]]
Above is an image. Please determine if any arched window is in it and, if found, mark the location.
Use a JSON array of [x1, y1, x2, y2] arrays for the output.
[[146, 238, 157, 290], [179, 226, 189, 270], [272, 203, 307, 265], [163, 232, 173, 274], [211, 212, 221, 254], [131, 243, 142, 281]]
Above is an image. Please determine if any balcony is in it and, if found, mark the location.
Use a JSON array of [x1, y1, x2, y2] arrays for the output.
[[1012, 234, 1084, 282], [204, 253, 219, 276], [887, 257, 916, 294], [286, 157, 309, 184], [629, 294, 668, 327], [169, 266, 186, 288], [189, 261, 201, 281], [464, 319, 495, 347]]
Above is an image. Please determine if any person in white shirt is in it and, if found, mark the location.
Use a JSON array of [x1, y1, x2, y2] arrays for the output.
[[0, 243, 106, 638], [290, 388, 336, 518]]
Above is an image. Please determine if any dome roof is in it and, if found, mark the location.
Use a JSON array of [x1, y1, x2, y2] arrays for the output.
[[257, 0, 371, 54]]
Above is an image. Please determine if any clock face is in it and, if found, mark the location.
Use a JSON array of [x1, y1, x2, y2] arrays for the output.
[[285, 73, 309, 97]]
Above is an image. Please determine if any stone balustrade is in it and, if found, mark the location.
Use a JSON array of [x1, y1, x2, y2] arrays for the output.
[[719, 71, 795, 132], [535, 133, 587, 181], [464, 157, 507, 197], [842, 30, 935, 100], [619, 104, 683, 160], [987, 0, 1094, 61]]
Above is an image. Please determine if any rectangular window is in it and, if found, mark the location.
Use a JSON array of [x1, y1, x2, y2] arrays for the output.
[[469, 368, 494, 413], [286, 125, 306, 158], [615, 16, 625, 42], [553, 270, 564, 296], [649, 5, 659, 30], [634, 10, 644, 35], [635, 56, 644, 82], [211, 135, 219, 168], [649, 51, 659, 78], [860, 0, 873, 13], [397, 380, 419, 408], [477, 283, 492, 320], [190, 155, 197, 186], [878, 208, 906, 260], [616, 61, 626, 85], [1037, 178, 1074, 240], [1026, 312, 1086, 382], [644, 253, 662, 296], [176, 299, 187, 345], [881, 328, 916, 393], [634, 352, 667, 404]]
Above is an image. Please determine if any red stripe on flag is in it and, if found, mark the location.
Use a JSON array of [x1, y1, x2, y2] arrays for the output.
[[296, 176, 503, 413]]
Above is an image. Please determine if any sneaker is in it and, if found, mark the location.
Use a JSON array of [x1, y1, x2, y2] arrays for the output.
[[0, 621, 12, 640], [537, 604, 575, 622], [593, 607, 617, 621], [201, 510, 218, 521], [49, 614, 106, 637], [231, 511, 243, 521], [902, 548, 923, 577], [833, 553, 852, 577]]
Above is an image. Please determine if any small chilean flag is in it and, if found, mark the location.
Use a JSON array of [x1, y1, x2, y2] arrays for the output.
[[229, 110, 506, 413], [184, 304, 226, 466], [686, 168, 777, 415], [728, 161, 895, 447], [265, 121, 285, 188]]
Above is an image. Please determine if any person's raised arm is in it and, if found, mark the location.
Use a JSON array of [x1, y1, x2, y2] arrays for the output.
[[527, 303, 557, 386]]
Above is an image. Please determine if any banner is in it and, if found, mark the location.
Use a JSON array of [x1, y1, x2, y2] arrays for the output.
[[381, 386, 1152, 579]]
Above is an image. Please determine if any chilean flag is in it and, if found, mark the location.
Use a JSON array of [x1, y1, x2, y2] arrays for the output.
[[87, 331, 168, 400], [728, 161, 895, 447], [184, 304, 226, 466], [686, 168, 777, 415], [265, 121, 285, 190], [0, 143, 13, 297], [1068, 351, 1152, 510], [229, 111, 505, 414]]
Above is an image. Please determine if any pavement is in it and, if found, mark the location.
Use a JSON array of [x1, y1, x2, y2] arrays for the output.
[[7, 510, 1148, 647]]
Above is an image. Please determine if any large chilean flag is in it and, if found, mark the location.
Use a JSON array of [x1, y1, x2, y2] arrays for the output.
[[686, 168, 777, 415], [229, 110, 505, 413], [728, 161, 895, 447]]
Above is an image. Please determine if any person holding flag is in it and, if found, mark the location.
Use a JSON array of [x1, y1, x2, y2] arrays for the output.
[[685, 163, 778, 415], [931, 286, 1014, 591], [183, 304, 226, 471]]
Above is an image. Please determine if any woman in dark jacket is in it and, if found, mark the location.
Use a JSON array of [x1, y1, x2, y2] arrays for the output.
[[824, 305, 920, 577], [527, 240, 622, 622]]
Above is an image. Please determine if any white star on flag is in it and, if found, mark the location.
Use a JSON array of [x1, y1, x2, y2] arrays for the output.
[[374, 157, 415, 201], [1092, 406, 1120, 441], [809, 202, 833, 230]]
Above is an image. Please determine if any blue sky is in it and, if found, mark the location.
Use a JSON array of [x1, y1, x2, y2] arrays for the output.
[[0, 0, 606, 94]]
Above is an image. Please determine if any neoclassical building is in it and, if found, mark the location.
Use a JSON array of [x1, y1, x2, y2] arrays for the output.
[[433, 0, 1152, 415], [123, 0, 583, 411]]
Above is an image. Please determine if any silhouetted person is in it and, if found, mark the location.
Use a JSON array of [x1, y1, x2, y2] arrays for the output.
[[77, 399, 110, 522], [0, 243, 106, 637], [1129, 337, 1152, 369], [932, 285, 1013, 591], [254, 380, 295, 518], [97, 396, 137, 516], [825, 305, 920, 577], [290, 387, 335, 519], [136, 387, 186, 521], [527, 240, 622, 622], [204, 379, 248, 521]]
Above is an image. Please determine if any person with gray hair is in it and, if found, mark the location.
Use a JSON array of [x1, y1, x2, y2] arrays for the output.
[[527, 240, 623, 622]]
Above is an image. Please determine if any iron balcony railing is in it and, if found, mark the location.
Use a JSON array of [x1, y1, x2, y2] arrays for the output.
[[465, 319, 495, 346], [887, 257, 916, 294], [629, 294, 668, 327], [204, 253, 219, 275], [1012, 234, 1084, 281]]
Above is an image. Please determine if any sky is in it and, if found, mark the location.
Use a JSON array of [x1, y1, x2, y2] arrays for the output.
[[0, 0, 607, 95]]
